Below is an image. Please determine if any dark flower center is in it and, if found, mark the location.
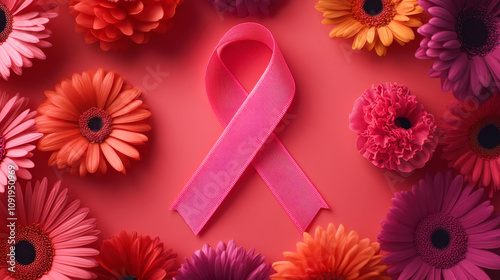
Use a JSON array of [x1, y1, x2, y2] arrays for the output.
[[363, 0, 383, 16], [121, 277, 137, 280], [431, 229, 450, 249], [88, 116, 104, 132], [478, 124, 500, 149], [395, 117, 412, 129], [5, 225, 54, 280], [414, 213, 467, 268], [353, 0, 396, 27], [79, 107, 113, 143], [15, 240, 36, 265], [456, 7, 499, 56], [0, 2, 12, 43]]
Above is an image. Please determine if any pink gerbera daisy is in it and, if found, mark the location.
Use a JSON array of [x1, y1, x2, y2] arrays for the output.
[[378, 172, 500, 279], [0, 178, 100, 280], [442, 95, 500, 197], [0, 92, 42, 193], [349, 82, 439, 172], [416, 0, 500, 101], [0, 0, 56, 80]]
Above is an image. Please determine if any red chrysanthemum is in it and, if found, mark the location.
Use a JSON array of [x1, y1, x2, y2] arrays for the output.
[[97, 231, 177, 280], [36, 69, 151, 176], [349, 82, 439, 172], [70, 0, 183, 51]]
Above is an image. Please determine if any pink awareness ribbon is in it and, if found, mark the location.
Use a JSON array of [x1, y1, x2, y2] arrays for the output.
[[171, 22, 328, 235]]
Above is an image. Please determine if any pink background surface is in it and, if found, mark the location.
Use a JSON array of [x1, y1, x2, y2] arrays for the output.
[[1, 0, 499, 275]]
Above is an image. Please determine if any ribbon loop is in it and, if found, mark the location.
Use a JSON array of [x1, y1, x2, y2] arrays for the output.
[[171, 22, 328, 235]]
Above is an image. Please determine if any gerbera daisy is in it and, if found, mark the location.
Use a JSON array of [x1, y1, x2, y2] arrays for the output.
[[379, 172, 500, 279], [315, 0, 423, 56], [0, 178, 100, 279], [272, 223, 388, 280], [209, 0, 275, 17], [175, 240, 270, 280], [0, 92, 42, 193], [416, 0, 500, 101], [0, 0, 56, 80], [70, 0, 183, 51], [349, 82, 439, 172], [97, 231, 177, 280], [36, 69, 151, 176], [442, 95, 500, 197]]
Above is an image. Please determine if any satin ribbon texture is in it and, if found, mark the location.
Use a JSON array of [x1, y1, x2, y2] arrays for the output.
[[171, 22, 329, 235]]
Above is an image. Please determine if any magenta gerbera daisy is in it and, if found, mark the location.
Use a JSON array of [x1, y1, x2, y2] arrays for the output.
[[349, 82, 439, 172], [442, 95, 500, 197], [0, 178, 100, 280], [378, 172, 500, 279], [209, 0, 275, 17], [0, 92, 42, 193], [174, 240, 270, 280], [416, 0, 500, 101], [0, 0, 57, 80]]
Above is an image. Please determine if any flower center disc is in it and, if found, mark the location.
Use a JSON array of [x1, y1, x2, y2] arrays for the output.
[[79, 107, 112, 143], [469, 118, 500, 159], [456, 7, 500, 56], [363, 0, 383, 16], [414, 213, 467, 269], [0, 2, 13, 43], [353, 0, 396, 27], [0, 136, 7, 161], [4, 225, 55, 280], [121, 277, 138, 280], [395, 117, 412, 130]]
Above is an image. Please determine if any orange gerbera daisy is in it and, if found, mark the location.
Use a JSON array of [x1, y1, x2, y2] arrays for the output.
[[315, 0, 423, 56], [271, 223, 389, 280], [36, 69, 151, 176]]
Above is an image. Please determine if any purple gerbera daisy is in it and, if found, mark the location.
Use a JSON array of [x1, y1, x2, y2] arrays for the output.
[[208, 0, 276, 17], [416, 0, 500, 101], [378, 172, 500, 279], [174, 240, 270, 280]]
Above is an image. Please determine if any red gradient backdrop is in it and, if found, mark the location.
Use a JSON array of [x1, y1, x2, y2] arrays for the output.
[[1, 0, 499, 277]]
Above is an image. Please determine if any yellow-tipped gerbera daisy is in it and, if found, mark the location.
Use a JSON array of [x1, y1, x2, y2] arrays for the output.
[[315, 0, 423, 56], [271, 223, 389, 280]]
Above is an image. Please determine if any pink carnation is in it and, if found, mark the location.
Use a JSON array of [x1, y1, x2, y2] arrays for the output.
[[349, 82, 438, 172]]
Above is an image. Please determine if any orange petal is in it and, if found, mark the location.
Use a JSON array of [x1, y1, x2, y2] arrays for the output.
[[109, 129, 147, 144], [106, 137, 140, 159], [106, 89, 141, 115], [86, 143, 100, 173], [112, 109, 151, 124], [100, 141, 124, 172]]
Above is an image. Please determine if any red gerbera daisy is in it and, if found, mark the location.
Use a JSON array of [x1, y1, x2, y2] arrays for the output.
[[97, 231, 177, 280]]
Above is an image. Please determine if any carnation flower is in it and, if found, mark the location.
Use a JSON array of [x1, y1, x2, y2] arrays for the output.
[[349, 82, 438, 172], [175, 240, 270, 280]]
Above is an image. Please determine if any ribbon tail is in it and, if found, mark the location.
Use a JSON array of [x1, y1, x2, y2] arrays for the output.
[[252, 134, 329, 231]]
